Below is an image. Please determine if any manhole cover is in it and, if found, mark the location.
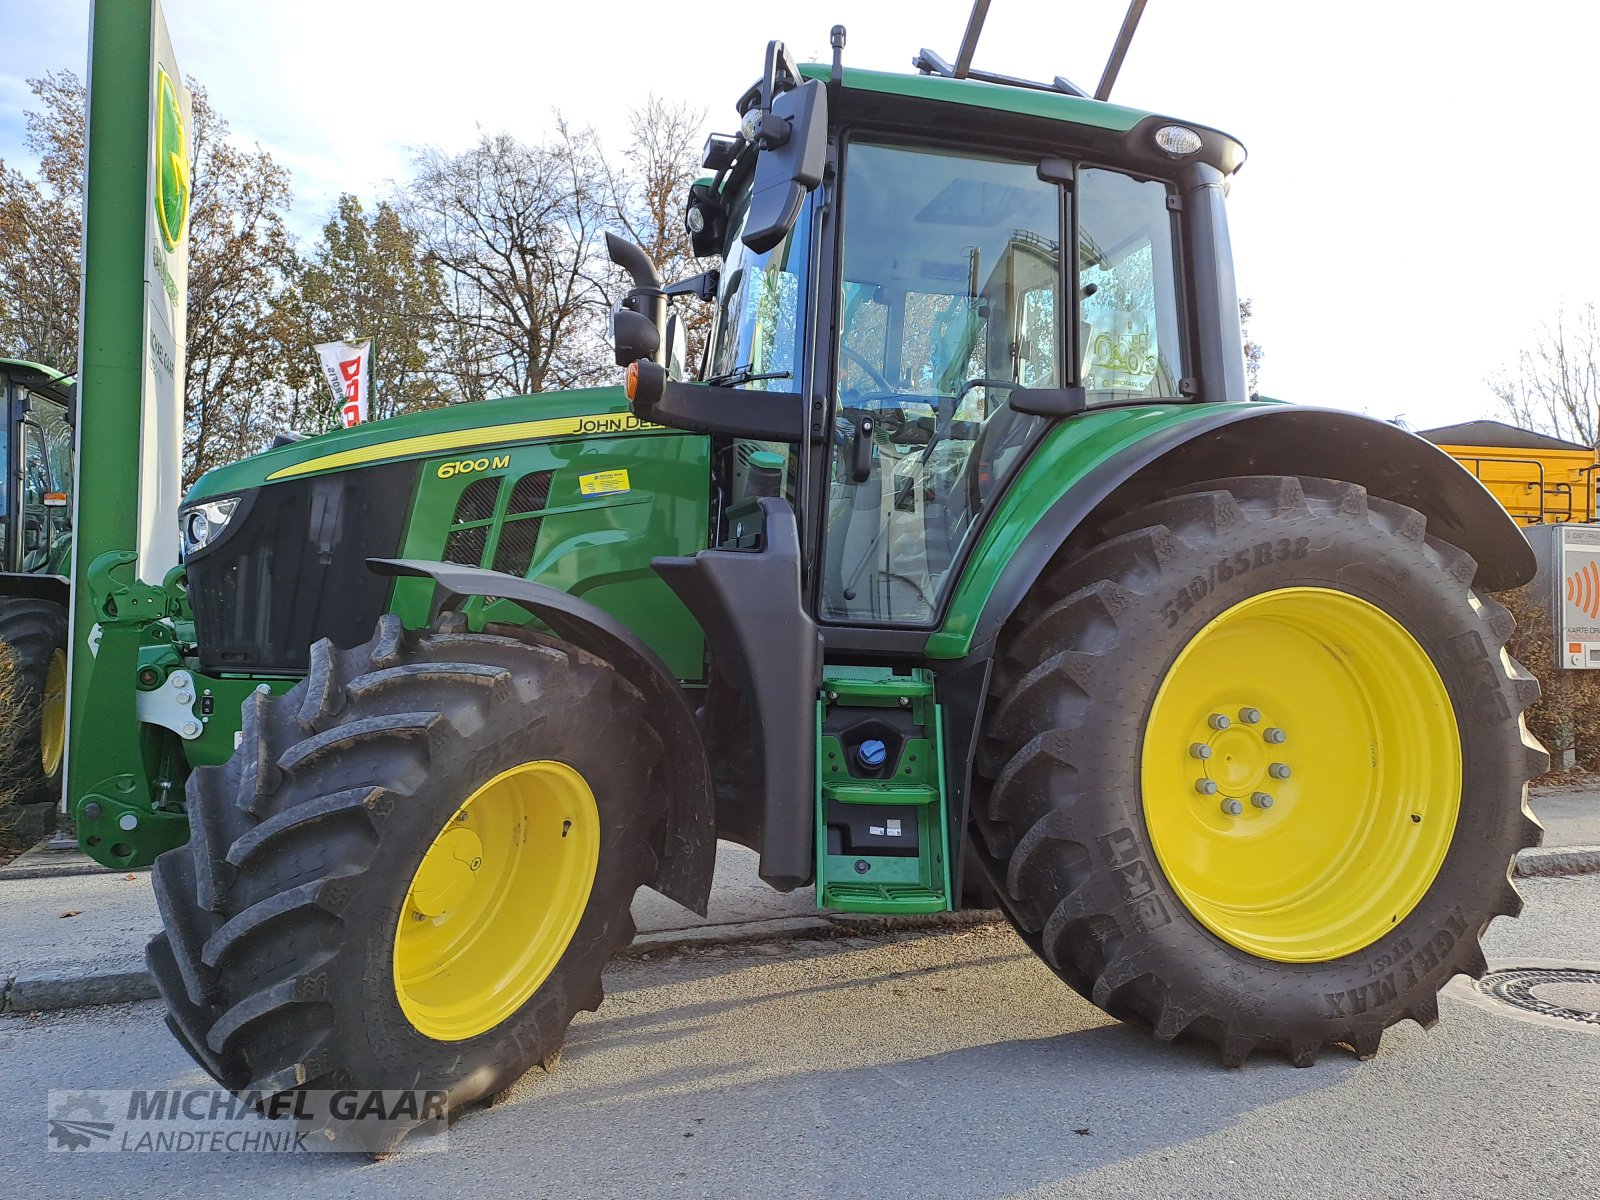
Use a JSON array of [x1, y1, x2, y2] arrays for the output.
[[1476, 968, 1600, 1026]]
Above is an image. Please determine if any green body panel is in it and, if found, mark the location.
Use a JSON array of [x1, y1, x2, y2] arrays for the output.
[[187, 386, 655, 496], [928, 401, 1253, 659], [383, 401, 710, 679], [815, 667, 952, 915], [798, 62, 1151, 132]]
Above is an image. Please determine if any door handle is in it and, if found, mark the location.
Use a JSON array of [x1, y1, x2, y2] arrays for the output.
[[850, 415, 874, 483]]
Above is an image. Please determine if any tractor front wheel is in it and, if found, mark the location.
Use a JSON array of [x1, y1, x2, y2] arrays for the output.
[[974, 476, 1546, 1066], [147, 615, 665, 1145], [0, 597, 69, 805]]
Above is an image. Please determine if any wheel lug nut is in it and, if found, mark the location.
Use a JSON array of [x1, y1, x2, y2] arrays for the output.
[[1220, 798, 1244, 816], [1264, 728, 1287, 744], [1189, 743, 1213, 759], [1195, 779, 1219, 795], [1269, 762, 1291, 779], [1252, 791, 1274, 809], [1238, 707, 1261, 724], [1208, 713, 1231, 731]]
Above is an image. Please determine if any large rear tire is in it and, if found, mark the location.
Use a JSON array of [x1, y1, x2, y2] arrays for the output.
[[147, 614, 666, 1146], [972, 476, 1546, 1066], [0, 597, 69, 805]]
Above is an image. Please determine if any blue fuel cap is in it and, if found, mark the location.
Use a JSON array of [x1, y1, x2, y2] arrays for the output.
[[857, 739, 888, 769]]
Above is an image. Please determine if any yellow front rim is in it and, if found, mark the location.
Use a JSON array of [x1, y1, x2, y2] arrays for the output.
[[393, 760, 600, 1041], [1141, 587, 1462, 963], [40, 649, 67, 777]]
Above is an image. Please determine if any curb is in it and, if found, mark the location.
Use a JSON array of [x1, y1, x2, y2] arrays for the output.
[[3, 910, 1010, 1014], [6, 850, 1596, 1016], [1515, 845, 1600, 878], [2, 961, 159, 1015]]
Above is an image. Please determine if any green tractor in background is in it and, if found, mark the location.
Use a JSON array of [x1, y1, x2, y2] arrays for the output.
[[0, 358, 74, 806], [64, 6, 1544, 1147]]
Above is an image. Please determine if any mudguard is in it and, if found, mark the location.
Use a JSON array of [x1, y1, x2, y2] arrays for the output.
[[368, 557, 717, 915], [931, 403, 1536, 660]]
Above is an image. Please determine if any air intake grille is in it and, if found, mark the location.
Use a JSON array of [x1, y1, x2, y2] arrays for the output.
[[493, 471, 555, 576], [442, 476, 503, 567]]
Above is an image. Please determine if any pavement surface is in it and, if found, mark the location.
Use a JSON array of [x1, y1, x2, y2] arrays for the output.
[[2, 786, 1597, 1013], [2, 873, 1597, 1199]]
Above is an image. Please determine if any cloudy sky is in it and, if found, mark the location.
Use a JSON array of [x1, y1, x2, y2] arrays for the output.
[[2, 0, 1596, 428]]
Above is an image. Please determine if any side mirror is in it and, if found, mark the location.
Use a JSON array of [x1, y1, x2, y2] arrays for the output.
[[742, 77, 827, 254], [664, 312, 687, 381], [612, 309, 660, 367], [607, 233, 667, 368]]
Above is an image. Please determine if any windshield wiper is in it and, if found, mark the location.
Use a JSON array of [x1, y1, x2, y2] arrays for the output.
[[704, 364, 793, 389]]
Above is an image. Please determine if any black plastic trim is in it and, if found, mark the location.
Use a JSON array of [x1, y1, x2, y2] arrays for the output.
[[367, 557, 717, 915], [651, 498, 822, 891], [0, 571, 69, 605]]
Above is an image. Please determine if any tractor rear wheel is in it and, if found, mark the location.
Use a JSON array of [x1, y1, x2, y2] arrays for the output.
[[0, 597, 69, 805], [973, 476, 1546, 1066], [147, 614, 665, 1146]]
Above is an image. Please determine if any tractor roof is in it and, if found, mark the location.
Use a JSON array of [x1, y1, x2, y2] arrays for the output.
[[796, 63, 1245, 175], [1419, 419, 1594, 454], [0, 357, 73, 387]]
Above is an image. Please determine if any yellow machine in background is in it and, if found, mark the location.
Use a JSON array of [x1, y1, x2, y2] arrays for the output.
[[1420, 420, 1599, 525]]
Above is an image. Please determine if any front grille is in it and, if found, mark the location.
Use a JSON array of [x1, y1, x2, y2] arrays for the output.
[[187, 461, 418, 674]]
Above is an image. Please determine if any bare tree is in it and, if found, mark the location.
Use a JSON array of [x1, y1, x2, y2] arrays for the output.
[[181, 83, 302, 486], [407, 124, 616, 401], [0, 71, 303, 484], [0, 71, 86, 371], [1490, 302, 1600, 447], [603, 95, 712, 368]]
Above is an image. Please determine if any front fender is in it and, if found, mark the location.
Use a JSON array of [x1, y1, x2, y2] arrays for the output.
[[930, 403, 1534, 659], [369, 557, 716, 915]]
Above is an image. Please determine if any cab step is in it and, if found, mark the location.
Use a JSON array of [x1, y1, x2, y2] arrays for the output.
[[815, 666, 952, 915]]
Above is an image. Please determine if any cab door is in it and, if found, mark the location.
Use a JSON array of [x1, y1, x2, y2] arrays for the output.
[[821, 141, 1064, 625]]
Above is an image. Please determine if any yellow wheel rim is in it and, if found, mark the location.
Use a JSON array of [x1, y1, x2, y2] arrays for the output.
[[393, 760, 600, 1041], [40, 649, 67, 777], [1141, 587, 1461, 963]]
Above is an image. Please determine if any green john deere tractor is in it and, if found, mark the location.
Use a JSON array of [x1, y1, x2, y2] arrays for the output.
[[69, 13, 1543, 1144], [0, 358, 74, 806]]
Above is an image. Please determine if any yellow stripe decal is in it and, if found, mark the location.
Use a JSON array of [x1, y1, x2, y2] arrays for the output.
[[266, 413, 663, 481]]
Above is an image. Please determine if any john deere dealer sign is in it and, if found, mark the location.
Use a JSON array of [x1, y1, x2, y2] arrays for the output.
[[66, 0, 191, 804]]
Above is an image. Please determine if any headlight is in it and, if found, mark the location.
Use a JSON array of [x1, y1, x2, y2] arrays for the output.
[[1153, 124, 1204, 157], [180, 497, 239, 557]]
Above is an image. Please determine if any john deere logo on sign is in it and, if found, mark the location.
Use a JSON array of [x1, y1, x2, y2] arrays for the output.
[[154, 69, 189, 252]]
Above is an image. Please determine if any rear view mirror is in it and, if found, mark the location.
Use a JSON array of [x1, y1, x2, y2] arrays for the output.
[[742, 78, 827, 255]]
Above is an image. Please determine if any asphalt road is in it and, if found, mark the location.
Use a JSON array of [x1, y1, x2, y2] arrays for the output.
[[4, 876, 1598, 1200]]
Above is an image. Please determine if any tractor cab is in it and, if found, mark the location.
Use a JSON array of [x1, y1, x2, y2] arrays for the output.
[[0, 357, 74, 806], [0, 358, 75, 580], [624, 44, 1245, 631]]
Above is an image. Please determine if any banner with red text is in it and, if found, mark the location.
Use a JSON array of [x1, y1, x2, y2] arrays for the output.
[[313, 339, 372, 428]]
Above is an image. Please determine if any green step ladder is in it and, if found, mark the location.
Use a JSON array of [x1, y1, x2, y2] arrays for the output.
[[815, 667, 952, 915]]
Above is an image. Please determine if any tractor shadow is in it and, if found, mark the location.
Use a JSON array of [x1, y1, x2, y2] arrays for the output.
[[423, 928, 1367, 1197]]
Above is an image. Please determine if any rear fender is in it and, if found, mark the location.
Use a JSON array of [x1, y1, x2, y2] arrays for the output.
[[932, 403, 1534, 661], [368, 557, 716, 915]]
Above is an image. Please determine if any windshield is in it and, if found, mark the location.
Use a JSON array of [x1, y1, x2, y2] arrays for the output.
[[706, 183, 812, 390]]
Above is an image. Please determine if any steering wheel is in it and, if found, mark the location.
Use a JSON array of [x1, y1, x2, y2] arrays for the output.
[[842, 344, 894, 394]]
